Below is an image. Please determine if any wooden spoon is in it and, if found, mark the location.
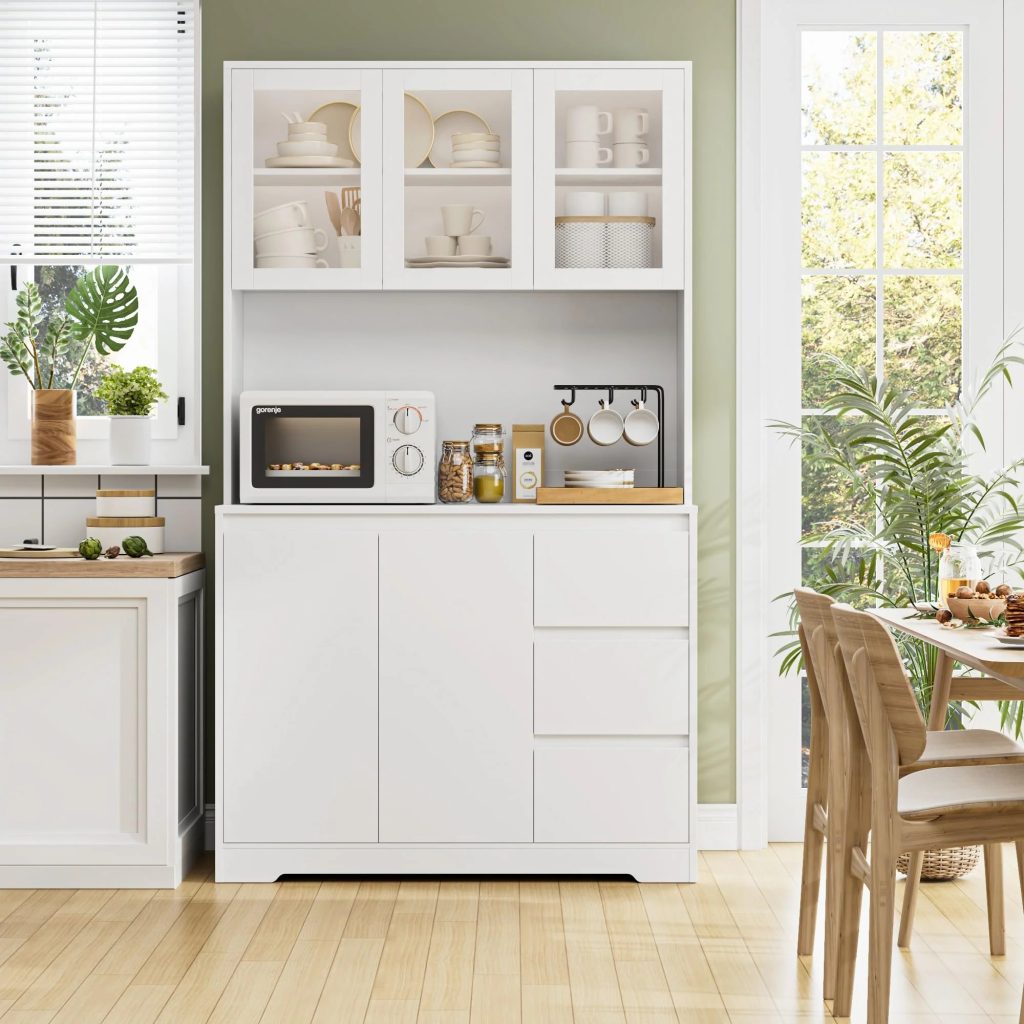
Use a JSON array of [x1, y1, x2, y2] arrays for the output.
[[324, 191, 342, 236], [339, 205, 359, 236]]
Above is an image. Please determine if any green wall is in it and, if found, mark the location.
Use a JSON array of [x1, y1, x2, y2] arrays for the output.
[[200, 0, 736, 804]]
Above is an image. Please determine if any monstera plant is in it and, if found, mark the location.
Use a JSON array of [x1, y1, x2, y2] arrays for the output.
[[0, 266, 139, 465]]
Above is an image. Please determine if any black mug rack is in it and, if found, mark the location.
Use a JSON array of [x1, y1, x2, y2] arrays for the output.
[[553, 384, 665, 488]]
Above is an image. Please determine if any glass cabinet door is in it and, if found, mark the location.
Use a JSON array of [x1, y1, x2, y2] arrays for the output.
[[533, 68, 687, 290], [382, 69, 533, 289], [230, 68, 382, 290]]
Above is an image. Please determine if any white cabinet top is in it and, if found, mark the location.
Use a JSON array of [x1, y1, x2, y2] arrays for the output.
[[217, 504, 695, 517]]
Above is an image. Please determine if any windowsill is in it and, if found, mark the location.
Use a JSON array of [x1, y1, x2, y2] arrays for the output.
[[0, 464, 209, 475]]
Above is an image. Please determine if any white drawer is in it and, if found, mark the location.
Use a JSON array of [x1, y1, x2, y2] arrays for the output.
[[534, 637, 688, 735], [534, 530, 689, 626], [534, 747, 689, 843]]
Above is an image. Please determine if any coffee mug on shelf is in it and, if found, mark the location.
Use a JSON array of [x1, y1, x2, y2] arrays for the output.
[[254, 225, 328, 257], [623, 399, 659, 446], [441, 204, 486, 236], [613, 108, 650, 144], [426, 235, 458, 257], [587, 398, 624, 446], [457, 235, 492, 256], [564, 191, 607, 216], [565, 141, 613, 168], [612, 143, 650, 169], [608, 191, 648, 216], [550, 401, 584, 446], [253, 200, 310, 235], [565, 105, 612, 141]]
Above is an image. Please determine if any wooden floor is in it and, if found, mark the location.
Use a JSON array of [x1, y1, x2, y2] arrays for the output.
[[0, 844, 1021, 1023]]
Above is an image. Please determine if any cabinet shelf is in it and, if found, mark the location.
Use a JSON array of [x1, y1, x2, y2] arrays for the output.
[[404, 167, 512, 187], [254, 167, 362, 187], [555, 167, 663, 187]]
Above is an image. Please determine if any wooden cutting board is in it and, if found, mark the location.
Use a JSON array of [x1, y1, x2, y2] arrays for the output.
[[0, 547, 80, 559], [536, 487, 684, 505]]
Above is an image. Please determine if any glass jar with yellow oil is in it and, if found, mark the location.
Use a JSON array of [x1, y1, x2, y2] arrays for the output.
[[936, 540, 981, 608], [473, 451, 506, 503]]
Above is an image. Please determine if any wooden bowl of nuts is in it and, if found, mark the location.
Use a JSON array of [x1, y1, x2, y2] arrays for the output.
[[945, 582, 1012, 623]]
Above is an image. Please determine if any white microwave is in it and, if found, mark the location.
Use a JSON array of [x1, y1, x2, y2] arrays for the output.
[[239, 391, 436, 503]]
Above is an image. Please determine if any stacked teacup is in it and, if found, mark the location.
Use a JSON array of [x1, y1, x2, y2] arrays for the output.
[[565, 105, 613, 168], [275, 119, 338, 164], [254, 199, 328, 269], [612, 108, 650, 168], [450, 131, 501, 168]]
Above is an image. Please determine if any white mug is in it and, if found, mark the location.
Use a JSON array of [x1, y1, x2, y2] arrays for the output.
[[254, 225, 327, 257], [253, 201, 309, 235], [426, 235, 457, 256], [623, 399, 659, 446], [441, 205, 485, 236], [565, 191, 606, 216], [566, 140, 612, 168], [566, 105, 612, 141], [608, 191, 648, 216], [613, 108, 650, 144], [587, 399, 624, 446], [338, 236, 361, 268], [612, 143, 650, 168], [457, 235, 492, 256]]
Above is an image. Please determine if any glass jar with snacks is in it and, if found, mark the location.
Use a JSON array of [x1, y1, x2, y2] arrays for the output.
[[438, 440, 473, 504], [471, 423, 506, 468], [473, 451, 506, 503], [934, 536, 981, 608]]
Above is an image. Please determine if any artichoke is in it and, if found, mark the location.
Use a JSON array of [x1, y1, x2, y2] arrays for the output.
[[79, 537, 103, 560], [122, 536, 154, 558]]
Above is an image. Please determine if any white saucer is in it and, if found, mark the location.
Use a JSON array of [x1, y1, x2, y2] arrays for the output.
[[406, 255, 509, 265], [264, 156, 356, 168], [405, 260, 509, 269], [995, 634, 1024, 646]]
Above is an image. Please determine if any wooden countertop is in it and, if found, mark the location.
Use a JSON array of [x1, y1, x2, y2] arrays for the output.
[[0, 552, 204, 579]]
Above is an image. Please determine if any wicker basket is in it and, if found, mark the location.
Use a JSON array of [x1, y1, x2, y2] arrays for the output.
[[895, 844, 981, 881], [555, 216, 655, 269]]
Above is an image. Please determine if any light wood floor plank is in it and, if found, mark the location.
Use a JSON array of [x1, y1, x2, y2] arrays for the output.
[[560, 880, 625, 1022], [206, 960, 282, 1024], [312, 936, 385, 1024], [367, 882, 439, 1010], [259, 938, 338, 1024]]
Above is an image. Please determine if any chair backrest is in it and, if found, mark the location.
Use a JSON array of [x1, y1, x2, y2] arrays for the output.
[[793, 587, 838, 720], [830, 604, 927, 768]]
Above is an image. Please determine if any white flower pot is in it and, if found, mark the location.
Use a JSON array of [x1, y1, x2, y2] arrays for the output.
[[108, 415, 152, 465]]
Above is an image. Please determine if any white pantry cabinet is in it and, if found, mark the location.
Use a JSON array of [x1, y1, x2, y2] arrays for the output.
[[0, 557, 204, 888], [226, 61, 690, 291], [216, 506, 697, 883]]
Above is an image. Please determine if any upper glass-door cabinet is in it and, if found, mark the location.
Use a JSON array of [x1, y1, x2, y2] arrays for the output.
[[382, 69, 533, 289], [230, 68, 383, 290], [533, 68, 688, 290]]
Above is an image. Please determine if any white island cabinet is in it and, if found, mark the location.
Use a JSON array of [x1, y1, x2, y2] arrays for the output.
[[216, 506, 697, 882]]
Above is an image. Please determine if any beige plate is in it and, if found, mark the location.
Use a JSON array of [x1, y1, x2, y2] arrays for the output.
[[307, 100, 360, 164], [264, 155, 355, 168], [404, 92, 435, 168], [450, 161, 502, 168], [429, 108, 491, 168], [348, 108, 361, 163]]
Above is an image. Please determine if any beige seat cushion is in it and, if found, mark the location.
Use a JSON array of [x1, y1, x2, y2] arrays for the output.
[[898, 764, 1024, 820], [915, 728, 1024, 769]]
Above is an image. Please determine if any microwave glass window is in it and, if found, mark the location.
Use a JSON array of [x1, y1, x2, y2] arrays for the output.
[[252, 406, 374, 488]]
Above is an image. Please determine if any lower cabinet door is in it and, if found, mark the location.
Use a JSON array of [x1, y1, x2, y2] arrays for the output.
[[379, 531, 533, 842], [223, 518, 378, 843]]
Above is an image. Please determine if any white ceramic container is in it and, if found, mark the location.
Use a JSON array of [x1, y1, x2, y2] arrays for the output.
[[338, 236, 361, 267], [96, 489, 156, 518], [85, 517, 165, 554], [565, 191, 606, 216], [109, 415, 151, 465], [608, 191, 648, 216], [253, 201, 310, 235]]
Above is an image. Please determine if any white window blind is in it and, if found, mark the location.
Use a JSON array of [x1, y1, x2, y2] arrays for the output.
[[0, 0, 195, 262]]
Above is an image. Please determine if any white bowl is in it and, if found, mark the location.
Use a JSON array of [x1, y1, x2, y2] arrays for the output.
[[277, 140, 338, 157], [449, 148, 498, 163], [253, 200, 310, 235], [254, 225, 328, 257], [452, 140, 499, 151], [288, 121, 326, 135], [255, 254, 328, 268], [284, 132, 327, 142], [452, 132, 499, 144]]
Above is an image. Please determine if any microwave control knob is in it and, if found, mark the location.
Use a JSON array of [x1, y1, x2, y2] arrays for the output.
[[393, 444, 424, 476], [394, 405, 422, 435]]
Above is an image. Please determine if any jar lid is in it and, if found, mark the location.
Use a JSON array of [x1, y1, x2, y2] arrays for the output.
[[476, 451, 502, 463], [442, 439, 471, 447], [474, 423, 503, 431]]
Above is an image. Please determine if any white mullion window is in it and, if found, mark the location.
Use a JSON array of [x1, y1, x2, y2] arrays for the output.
[[0, 1, 197, 462]]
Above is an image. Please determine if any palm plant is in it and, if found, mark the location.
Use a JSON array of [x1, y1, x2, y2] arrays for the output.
[[773, 333, 1024, 734]]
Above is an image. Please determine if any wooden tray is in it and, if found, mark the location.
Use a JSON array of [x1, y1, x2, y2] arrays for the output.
[[536, 487, 684, 505], [0, 547, 80, 559]]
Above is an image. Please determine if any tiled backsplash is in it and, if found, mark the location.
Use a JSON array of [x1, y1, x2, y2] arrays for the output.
[[0, 475, 203, 550]]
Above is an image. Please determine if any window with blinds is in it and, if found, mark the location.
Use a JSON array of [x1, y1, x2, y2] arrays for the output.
[[0, 0, 195, 262]]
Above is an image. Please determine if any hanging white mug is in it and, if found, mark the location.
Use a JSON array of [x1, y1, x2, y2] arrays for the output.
[[566, 141, 613, 168], [623, 399, 659, 446], [565, 105, 612, 141], [587, 398, 624, 446]]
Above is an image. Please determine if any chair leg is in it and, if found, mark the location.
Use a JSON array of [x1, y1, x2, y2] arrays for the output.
[[833, 775, 870, 1018], [823, 777, 847, 1001], [798, 801, 826, 957], [1016, 841, 1024, 906], [868, 830, 898, 1024], [984, 843, 1006, 957], [897, 851, 923, 949]]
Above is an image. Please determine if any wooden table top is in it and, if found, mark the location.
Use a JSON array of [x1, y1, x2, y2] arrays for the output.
[[0, 552, 204, 579], [872, 606, 1024, 683]]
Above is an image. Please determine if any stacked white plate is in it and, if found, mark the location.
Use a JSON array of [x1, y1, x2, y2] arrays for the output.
[[450, 131, 501, 168], [564, 469, 635, 488], [265, 119, 355, 168]]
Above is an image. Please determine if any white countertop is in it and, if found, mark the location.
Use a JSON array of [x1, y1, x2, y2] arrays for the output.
[[217, 502, 696, 516]]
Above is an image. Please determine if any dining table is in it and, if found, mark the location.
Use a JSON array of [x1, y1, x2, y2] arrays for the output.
[[871, 607, 1024, 728]]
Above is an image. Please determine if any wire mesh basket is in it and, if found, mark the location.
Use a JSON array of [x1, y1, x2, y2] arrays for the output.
[[555, 216, 655, 269]]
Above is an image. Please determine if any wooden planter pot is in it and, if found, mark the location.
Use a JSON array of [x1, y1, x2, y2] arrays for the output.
[[31, 389, 76, 465]]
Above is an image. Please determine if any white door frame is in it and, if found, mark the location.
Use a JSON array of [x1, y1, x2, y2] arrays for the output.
[[736, 0, 1012, 844]]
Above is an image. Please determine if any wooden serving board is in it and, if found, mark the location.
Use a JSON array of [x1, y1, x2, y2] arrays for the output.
[[536, 487, 684, 505], [0, 547, 80, 559], [0, 551, 205, 578]]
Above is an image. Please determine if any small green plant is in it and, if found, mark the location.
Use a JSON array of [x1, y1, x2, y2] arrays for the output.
[[0, 266, 138, 390], [96, 365, 168, 417]]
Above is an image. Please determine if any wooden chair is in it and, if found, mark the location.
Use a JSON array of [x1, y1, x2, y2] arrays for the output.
[[794, 587, 1024, 1002], [829, 602, 1024, 1024]]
